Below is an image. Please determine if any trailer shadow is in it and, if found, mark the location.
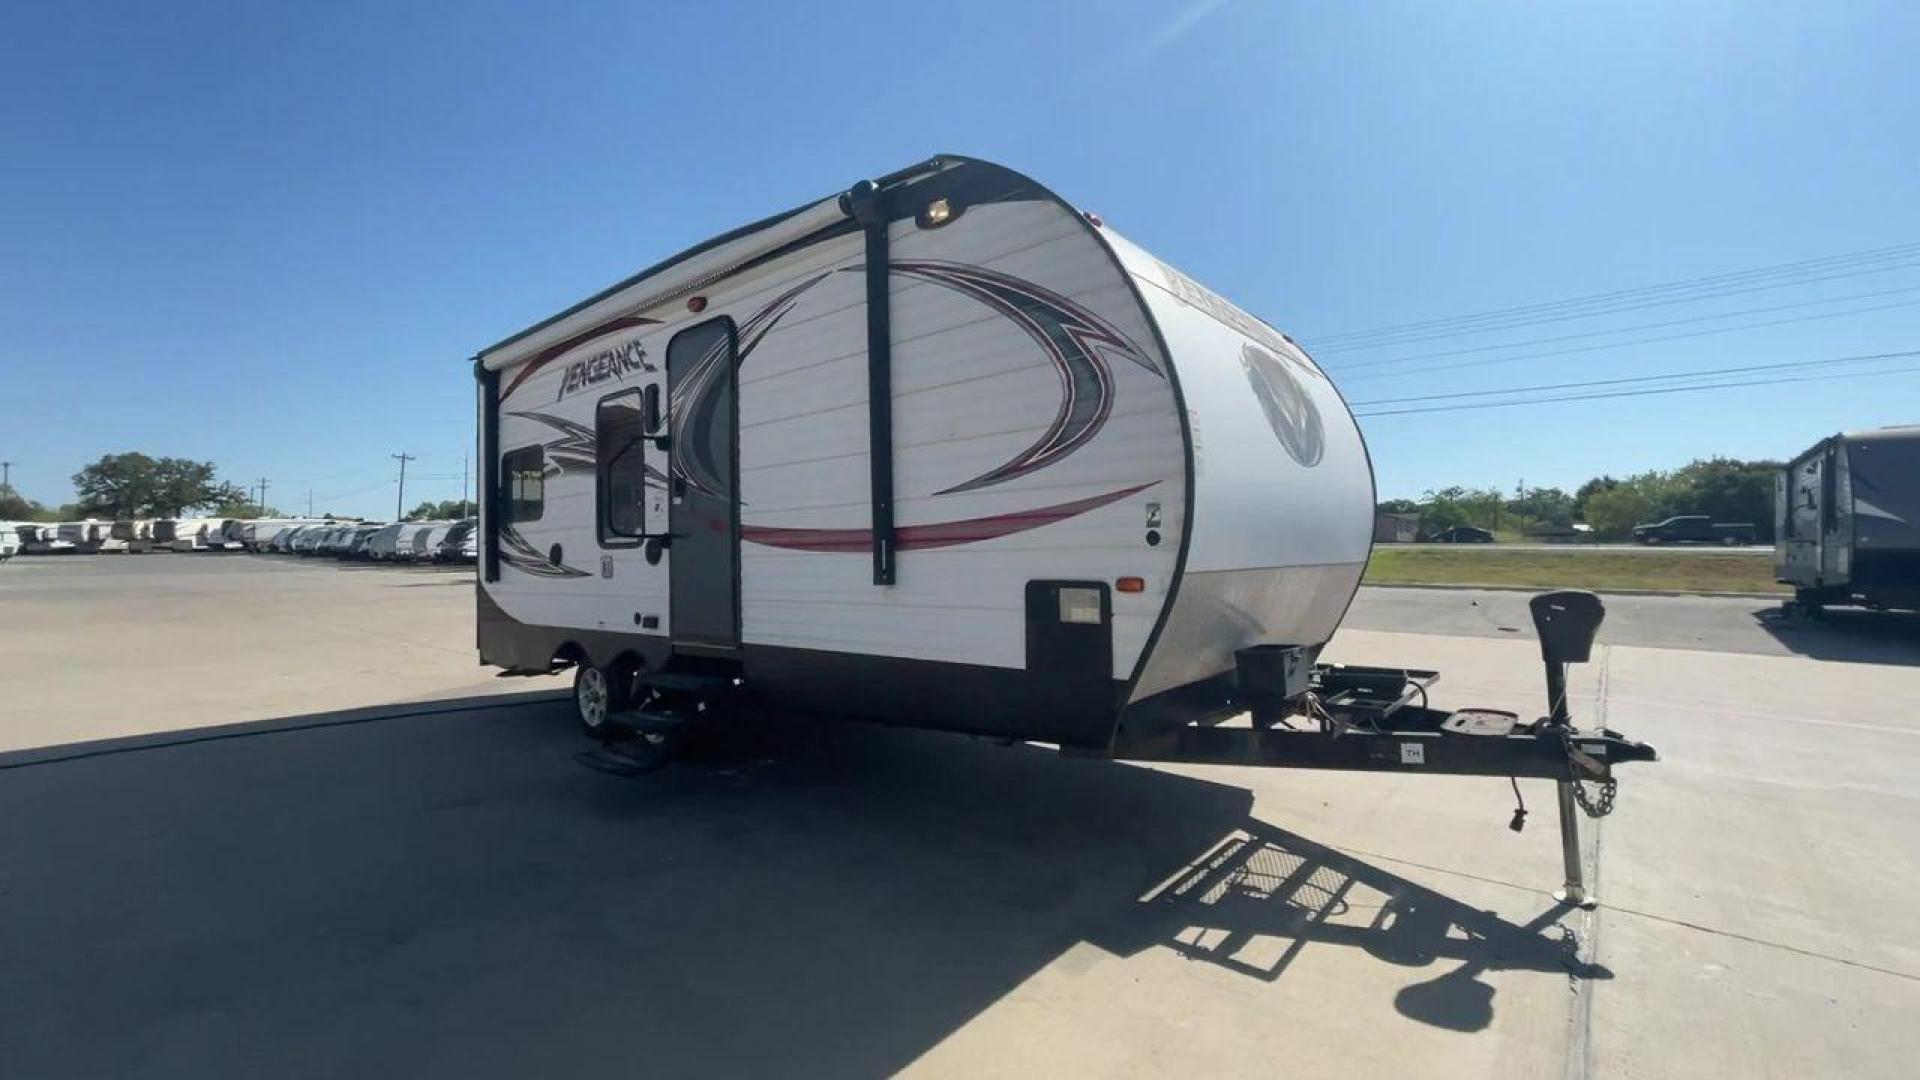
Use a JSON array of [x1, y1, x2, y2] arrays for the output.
[[2, 693, 1596, 1077], [1096, 821, 1606, 1033], [1751, 604, 1920, 666]]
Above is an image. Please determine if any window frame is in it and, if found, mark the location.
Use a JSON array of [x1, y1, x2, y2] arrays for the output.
[[500, 444, 546, 524], [596, 387, 652, 547]]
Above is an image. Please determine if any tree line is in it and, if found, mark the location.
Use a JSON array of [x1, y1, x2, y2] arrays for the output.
[[0, 452, 478, 523], [1379, 456, 1780, 542], [1, 453, 258, 521]]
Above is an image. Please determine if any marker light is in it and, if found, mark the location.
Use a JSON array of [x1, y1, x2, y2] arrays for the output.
[[687, 296, 708, 312], [916, 197, 956, 229], [1116, 576, 1146, 593]]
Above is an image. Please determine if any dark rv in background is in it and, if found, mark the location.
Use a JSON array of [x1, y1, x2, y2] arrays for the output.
[[1777, 425, 1920, 613]]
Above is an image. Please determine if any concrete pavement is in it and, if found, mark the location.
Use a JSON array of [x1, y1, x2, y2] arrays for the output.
[[2, 556, 1916, 1078]]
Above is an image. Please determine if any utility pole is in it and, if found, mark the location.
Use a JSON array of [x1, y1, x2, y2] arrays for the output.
[[1, 461, 12, 489], [307, 488, 314, 517], [255, 477, 270, 517], [461, 452, 469, 515], [392, 453, 415, 521]]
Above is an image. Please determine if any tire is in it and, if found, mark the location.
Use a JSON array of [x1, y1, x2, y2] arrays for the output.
[[574, 663, 625, 739]]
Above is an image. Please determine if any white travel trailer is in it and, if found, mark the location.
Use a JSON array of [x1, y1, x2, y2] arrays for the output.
[[402, 521, 452, 561], [241, 518, 330, 551], [470, 156, 1654, 897], [1777, 425, 1920, 613], [0, 523, 18, 561], [167, 518, 224, 552], [18, 524, 74, 555], [364, 522, 411, 560], [57, 521, 116, 554], [111, 519, 156, 553], [436, 519, 477, 563]]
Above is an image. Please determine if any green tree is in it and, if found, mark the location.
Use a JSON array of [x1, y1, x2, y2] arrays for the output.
[[407, 499, 477, 520], [1573, 476, 1618, 521], [1508, 485, 1575, 528], [1583, 485, 1651, 539], [0, 485, 46, 521], [1421, 486, 1505, 534], [72, 454, 231, 517], [206, 489, 278, 517], [1672, 457, 1779, 540], [71, 452, 161, 517]]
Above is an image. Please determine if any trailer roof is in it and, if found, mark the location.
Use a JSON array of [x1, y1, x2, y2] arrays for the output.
[[1841, 424, 1920, 442], [472, 156, 954, 373]]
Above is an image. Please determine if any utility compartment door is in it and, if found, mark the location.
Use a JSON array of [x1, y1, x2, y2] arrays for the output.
[[667, 318, 741, 651]]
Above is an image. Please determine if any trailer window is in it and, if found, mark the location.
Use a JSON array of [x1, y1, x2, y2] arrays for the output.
[[597, 389, 648, 542], [502, 446, 545, 523]]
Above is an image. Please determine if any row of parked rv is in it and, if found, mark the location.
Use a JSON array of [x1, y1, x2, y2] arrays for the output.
[[0, 517, 477, 563]]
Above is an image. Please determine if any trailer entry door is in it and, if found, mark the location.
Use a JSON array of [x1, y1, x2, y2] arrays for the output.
[[666, 318, 741, 652]]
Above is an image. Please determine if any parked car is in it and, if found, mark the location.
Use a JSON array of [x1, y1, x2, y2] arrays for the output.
[[1426, 526, 1495, 544], [1632, 515, 1756, 546]]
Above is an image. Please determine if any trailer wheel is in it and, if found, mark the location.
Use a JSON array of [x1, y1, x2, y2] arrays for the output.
[[574, 663, 629, 739]]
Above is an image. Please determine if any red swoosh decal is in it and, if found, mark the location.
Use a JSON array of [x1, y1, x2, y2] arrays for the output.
[[500, 315, 662, 401], [742, 482, 1157, 553]]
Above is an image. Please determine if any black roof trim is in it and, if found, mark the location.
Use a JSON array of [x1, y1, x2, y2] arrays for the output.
[[469, 155, 951, 364]]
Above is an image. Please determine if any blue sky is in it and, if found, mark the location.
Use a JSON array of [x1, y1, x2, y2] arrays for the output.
[[3, 1, 1916, 517]]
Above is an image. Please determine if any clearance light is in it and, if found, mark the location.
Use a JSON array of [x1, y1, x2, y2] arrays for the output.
[[1116, 576, 1146, 593], [687, 296, 708, 313], [916, 197, 957, 229], [1084, 210, 1104, 228]]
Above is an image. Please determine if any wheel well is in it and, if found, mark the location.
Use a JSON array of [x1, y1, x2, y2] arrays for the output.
[[551, 642, 588, 671]]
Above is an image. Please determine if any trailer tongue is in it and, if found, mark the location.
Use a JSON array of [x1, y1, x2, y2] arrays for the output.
[[1105, 589, 1655, 907], [587, 589, 1654, 906]]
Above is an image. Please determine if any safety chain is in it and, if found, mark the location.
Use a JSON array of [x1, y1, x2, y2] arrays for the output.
[[1561, 731, 1619, 818], [1571, 774, 1618, 818]]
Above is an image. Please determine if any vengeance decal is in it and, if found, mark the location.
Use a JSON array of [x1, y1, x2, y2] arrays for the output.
[[670, 272, 833, 498], [889, 260, 1159, 496], [498, 525, 592, 578], [499, 315, 662, 402], [557, 338, 650, 401], [742, 482, 1156, 553], [504, 410, 597, 475]]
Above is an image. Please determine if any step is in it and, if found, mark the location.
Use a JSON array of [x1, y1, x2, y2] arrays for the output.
[[608, 708, 689, 736], [643, 671, 737, 693]]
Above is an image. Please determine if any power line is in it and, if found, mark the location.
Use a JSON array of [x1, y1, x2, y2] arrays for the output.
[[1302, 241, 1920, 352], [1352, 360, 1920, 418], [1346, 349, 1920, 407], [1328, 282, 1920, 375], [1337, 295, 1920, 383]]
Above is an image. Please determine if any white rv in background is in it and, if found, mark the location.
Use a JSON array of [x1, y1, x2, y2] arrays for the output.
[[364, 522, 410, 560], [239, 519, 331, 551], [56, 521, 117, 553], [167, 518, 223, 552], [17, 524, 75, 554], [473, 154, 1373, 753], [111, 519, 156, 552], [436, 519, 477, 563], [402, 521, 453, 560], [0, 523, 18, 561]]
